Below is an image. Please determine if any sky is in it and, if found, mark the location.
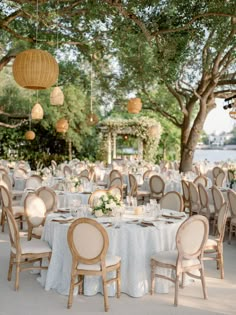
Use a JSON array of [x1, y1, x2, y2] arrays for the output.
[[203, 98, 235, 135]]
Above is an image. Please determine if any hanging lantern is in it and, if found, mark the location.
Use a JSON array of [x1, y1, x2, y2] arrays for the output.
[[50, 86, 64, 105], [12, 49, 59, 90], [127, 97, 142, 114], [86, 113, 99, 126], [25, 130, 35, 140], [56, 118, 69, 133], [229, 109, 236, 120], [149, 125, 159, 137], [123, 135, 128, 140], [31, 103, 44, 120]]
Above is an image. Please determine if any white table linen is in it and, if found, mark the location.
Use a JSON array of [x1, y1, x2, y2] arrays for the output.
[[38, 210, 186, 297]]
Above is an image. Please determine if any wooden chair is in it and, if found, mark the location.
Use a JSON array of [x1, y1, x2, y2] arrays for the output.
[[194, 175, 208, 187], [25, 175, 43, 190], [67, 218, 121, 312], [212, 166, 224, 182], [63, 165, 73, 177], [5, 204, 51, 290], [149, 175, 165, 203], [227, 189, 236, 244], [198, 183, 215, 228], [211, 185, 225, 235], [150, 215, 209, 306], [188, 181, 201, 216], [0, 185, 24, 232], [159, 191, 184, 212], [181, 179, 190, 213], [108, 186, 122, 201], [24, 193, 47, 240], [109, 169, 122, 183], [215, 172, 226, 187], [203, 203, 228, 279], [129, 174, 150, 204], [36, 186, 58, 213]]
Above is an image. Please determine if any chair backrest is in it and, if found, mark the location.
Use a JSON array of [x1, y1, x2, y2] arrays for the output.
[[143, 170, 155, 180], [110, 169, 122, 182], [227, 189, 236, 217], [212, 166, 223, 179], [67, 218, 108, 265], [198, 183, 209, 208], [13, 167, 28, 179], [176, 215, 209, 263], [5, 205, 20, 254], [215, 172, 225, 187], [79, 175, 90, 185], [149, 175, 165, 195], [211, 185, 224, 214], [0, 166, 8, 175], [128, 174, 137, 197], [194, 175, 208, 187], [227, 169, 234, 183], [25, 175, 42, 190], [2, 173, 13, 191], [36, 186, 58, 213], [109, 177, 123, 189], [181, 179, 189, 202], [0, 184, 13, 212], [24, 193, 47, 227], [160, 191, 183, 212], [51, 160, 57, 170], [63, 165, 72, 177], [79, 169, 90, 178], [216, 203, 228, 242], [188, 181, 199, 203], [88, 189, 108, 208], [108, 186, 122, 201]]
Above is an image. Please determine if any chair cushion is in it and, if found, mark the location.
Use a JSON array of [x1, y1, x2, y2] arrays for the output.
[[205, 238, 217, 250], [12, 206, 24, 215], [151, 250, 200, 267], [230, 217, 236, 225], [77, 255, 121, 271], [12, 239, 51, 254]]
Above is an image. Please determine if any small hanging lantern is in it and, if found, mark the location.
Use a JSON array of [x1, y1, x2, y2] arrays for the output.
[[12, 49, 59, 90], [50, 86, 64, 105], [229, 109, 236, 120], [127, 97, 142, 114], [123, 135, 128, 140], [86, 113, 99, 126], [25, 130, 35, 141], [31, 103, 44, 120], [56, 118, 69, 133]]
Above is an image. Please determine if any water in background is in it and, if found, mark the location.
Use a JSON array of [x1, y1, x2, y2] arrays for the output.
[[194, 149, 236, 163]]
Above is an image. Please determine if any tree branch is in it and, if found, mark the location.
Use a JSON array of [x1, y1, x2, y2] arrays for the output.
[[0, 120, 28, 129]]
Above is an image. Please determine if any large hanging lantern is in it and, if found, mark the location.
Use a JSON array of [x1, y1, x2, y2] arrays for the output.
[[127, 97, 142, 114], [12, 49, 59, 90], [31, 103, 44, 120], [86, 113, 99, 126], [25, 130, 35, 140], [56, 118, 69, 133], [50, 86, 64, 105]]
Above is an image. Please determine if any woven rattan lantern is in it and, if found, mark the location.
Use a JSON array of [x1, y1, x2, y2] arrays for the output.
[[25, 130, 35, 140], [50, 86, 64, 105], [12, 49, 59, 90], [56, 118, 69, 133], [127, 97, 142, 114], [86, 113, 99, 126], [31, 103, 44, 120]]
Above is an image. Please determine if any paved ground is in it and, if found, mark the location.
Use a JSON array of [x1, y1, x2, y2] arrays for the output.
[[0, 228, 235, 315]]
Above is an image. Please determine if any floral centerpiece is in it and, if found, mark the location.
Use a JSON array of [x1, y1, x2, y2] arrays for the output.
[[228, 167, 236, 188], [68, 176, 81, 192], [93, 193, 122, 217]]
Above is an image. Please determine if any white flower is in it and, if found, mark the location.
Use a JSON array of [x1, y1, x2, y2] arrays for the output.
[[95, 210, 103, 217], [103, 195, 108, 202]]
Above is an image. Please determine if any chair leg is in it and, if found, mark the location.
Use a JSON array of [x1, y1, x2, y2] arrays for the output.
[[102, 272, 109, 312], [150, 261, 155, 295], [8, 253, 14, 281], [67, 275, 76, 309], [218, 246, 224, 279], [228, 224, 232, 244], [1, 210, 5, 232], [174, 274, 179, 306], [200, 267, 208, 299], [116, 267, 121, 298], [15, 261, 20, 290]]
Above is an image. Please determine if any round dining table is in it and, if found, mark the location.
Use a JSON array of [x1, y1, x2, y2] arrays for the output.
[[38, 209, 187, 298]]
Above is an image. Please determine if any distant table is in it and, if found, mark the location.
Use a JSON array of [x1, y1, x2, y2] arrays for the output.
[[38, 209, 186, 297]]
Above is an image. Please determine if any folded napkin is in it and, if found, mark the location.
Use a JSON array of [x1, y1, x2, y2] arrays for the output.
[[161, 214, 184, 220]]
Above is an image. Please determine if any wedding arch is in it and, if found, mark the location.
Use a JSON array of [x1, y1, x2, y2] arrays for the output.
[[97, 114, 162, 163]]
